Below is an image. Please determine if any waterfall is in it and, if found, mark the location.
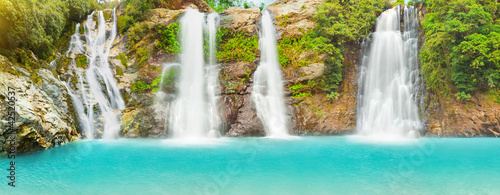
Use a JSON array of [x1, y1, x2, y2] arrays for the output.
[[168, 9, 220, 139], [61, 81, 92, 139], [357, 6, 422, 139], [61, 9, 124, 139], [206, 13, 221, 137], [62, 21, 95, 139], [67, 23, 85, 55], [83, 8, 125, 139], [252, 10, 290, 138]]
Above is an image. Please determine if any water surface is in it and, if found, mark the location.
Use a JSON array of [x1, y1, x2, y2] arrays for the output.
[[1, 137, 499, 194]]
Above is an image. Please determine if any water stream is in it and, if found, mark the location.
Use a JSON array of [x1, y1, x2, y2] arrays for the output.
[[252, 10, 290, 138], [62, 8, 125, 139], [357, 6, 422, 139], [168, 9, 220, 139]]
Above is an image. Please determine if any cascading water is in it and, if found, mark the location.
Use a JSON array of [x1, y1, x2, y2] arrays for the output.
[[84, 8, 125, 139], [403, 6, 424, 110], [205, 13, 221, 137], [63, 22, 95, 139], [67, 23, 85, 55], [61, 81, 91, 139], [357, 6, 422, 139], [62, 9, 124, 139], [168, 9, 220, 139], [252, 10, 290, 138]]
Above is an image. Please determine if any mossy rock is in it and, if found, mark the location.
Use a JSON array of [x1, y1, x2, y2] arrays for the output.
[[116, 66, 124, 76], [75, 54, 87, 68]]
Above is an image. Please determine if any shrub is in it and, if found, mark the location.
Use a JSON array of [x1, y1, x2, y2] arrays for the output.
[[118, 15, 135, 34], [127, 23, 150, 49], [217, 29, 259, 63], [277, 33, 322, 69], [136, 48, 149, 65], [217, 28, 259, 62], [313, 0, 384, 94], [117, 53, 128, 68], [131, 80, 150, 93], [289, 81, 318, 98], [0, 0, 97, 60], [156, 22, 180, 54], [326, 92, 339, 100], [420, 0, 500, 99], [456, 92, 471, 101]]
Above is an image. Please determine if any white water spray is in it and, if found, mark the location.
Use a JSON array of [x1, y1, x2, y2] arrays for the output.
[[252, 11, 290, 138], [169, 9, 220, 139], [206, 12, 221, 138], [357, 6, 422, 139]]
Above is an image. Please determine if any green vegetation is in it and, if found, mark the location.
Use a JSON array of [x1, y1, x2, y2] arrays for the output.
[[118, 0, 172, 33], [393, 0, 405, 6], [289, 81, 318, 98], [277, 33, 322, 69], [136, 48, 149, 65], [313, 0, 386, 94], [10, 49, 39, 69], [0, 0, 99, 60], [131, 80, 150, 93], [153, 68, 178, 92], [132, 68, 178, 93], [75, 54, 87, 68], [217, 28, 259, 63], [204, 0, 264, 12], [420, 0, 500, 100], [157, 22, 180, 54], [241, 69, 251, 83], [276, 15, 291, 28], [117, 53, 128, 68], [127, 23, 150, 49], [326, 92, 339, 100]]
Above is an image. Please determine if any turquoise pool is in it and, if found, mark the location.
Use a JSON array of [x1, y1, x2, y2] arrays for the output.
[[1, 137, 499, 194]]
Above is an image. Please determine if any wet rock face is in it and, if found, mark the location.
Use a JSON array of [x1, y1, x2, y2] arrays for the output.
[[0, 56, 79, 154], [218, 60, 264, 137], [226, 93, 265, 137]]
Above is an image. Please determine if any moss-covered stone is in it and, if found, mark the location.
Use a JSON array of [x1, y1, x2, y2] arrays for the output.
[[75, 54, 87, 68]]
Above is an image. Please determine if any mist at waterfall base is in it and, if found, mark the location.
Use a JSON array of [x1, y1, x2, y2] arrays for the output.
[[357, 6, 422, 141], [2, 137, 500, 194]]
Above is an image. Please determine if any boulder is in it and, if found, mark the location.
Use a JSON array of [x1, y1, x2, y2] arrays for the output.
[[295, 63, 324, 82], [221, 7, 261, 35], [267, 0, 324, 38]]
